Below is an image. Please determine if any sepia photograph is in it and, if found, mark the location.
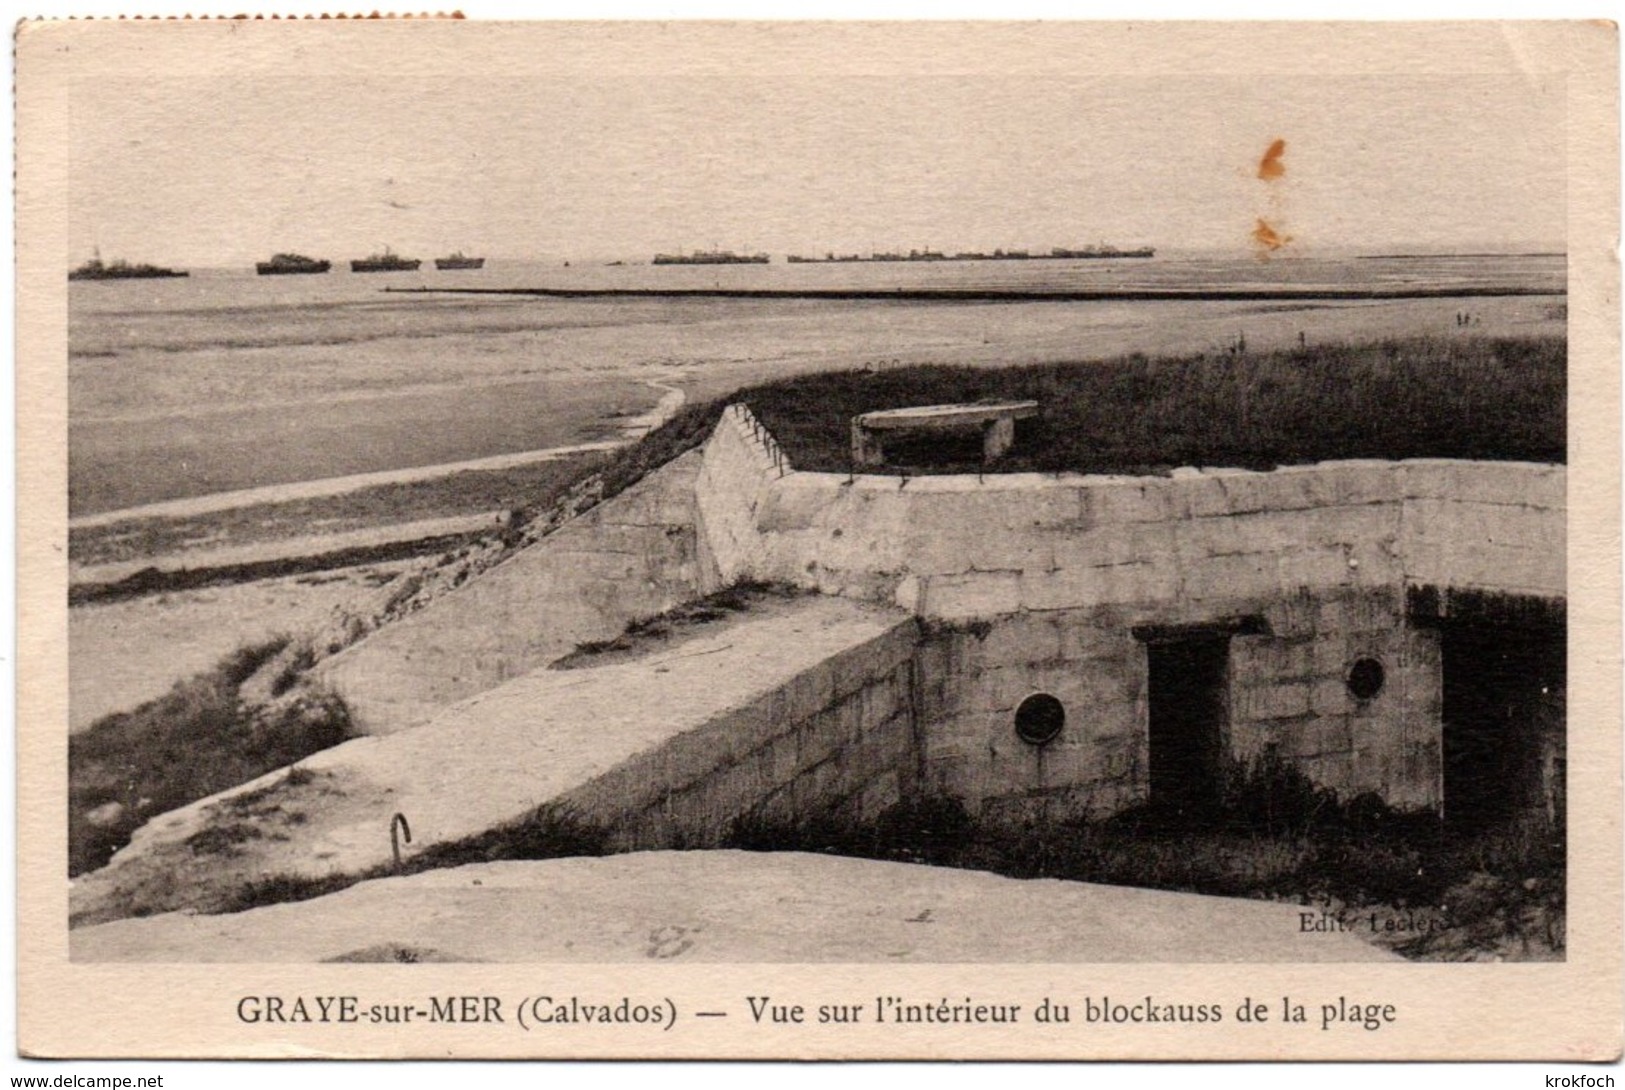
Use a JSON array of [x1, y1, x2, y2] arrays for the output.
[[13, 16, 1620, 1061]]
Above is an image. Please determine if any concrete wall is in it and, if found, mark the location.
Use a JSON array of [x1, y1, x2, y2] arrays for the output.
[[914, 610, 1147, 822], [693, 404, 790, 591], [1227, 590, 1442, 811], [1400, 460, 1567, 597], [696, 449, 1565, 616], [571, 614, 920, 849], [913, 589, 1443, 820], [320, 450, 715, 735]]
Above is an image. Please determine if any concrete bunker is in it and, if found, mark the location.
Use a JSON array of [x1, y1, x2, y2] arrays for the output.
[[69, 403, 1570, 933], [696, 404, 1567, 830]]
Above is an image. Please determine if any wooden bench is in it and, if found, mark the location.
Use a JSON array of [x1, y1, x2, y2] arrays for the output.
[[851, 400, 1040, 467]]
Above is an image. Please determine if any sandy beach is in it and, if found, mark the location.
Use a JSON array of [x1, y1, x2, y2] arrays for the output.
[[70, 290, 1563, 515]]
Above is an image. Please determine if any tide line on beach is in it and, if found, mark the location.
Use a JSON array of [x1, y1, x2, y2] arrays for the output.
[[70, 380, 687, 532], [67, 442, 620, 531]]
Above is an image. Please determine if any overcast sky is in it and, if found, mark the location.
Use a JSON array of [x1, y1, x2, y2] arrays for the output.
[[51, 22, 1569, 265]]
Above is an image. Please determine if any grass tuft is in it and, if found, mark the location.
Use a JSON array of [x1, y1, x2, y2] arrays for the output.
[[552, 581, 807, 668]]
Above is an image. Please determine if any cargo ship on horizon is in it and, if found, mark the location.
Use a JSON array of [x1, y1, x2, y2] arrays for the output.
[[256, 253, 332, 275], [1047, 244, 1156, 259], [785, 244, 1156, 263], [785, 248, 956, 263], [434, 252, 486, 270], [652, 249, 770, 266], [69, 252, 188, 281], [350, 248, 422, 273]]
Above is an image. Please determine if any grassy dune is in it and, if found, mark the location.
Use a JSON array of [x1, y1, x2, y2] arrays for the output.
[[729, 336, 1565, 475], [603, 335, 1564, 488]]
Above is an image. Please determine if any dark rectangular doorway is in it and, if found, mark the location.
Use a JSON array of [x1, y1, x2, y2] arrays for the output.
[[1146, 637, 1231, 815], [1441, 620, 1566, 831]]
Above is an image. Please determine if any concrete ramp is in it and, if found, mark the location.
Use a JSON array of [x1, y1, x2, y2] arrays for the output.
[[70, 595, 918, 928], [317, 450, 712, 736], [72, 852, 1397, 963]]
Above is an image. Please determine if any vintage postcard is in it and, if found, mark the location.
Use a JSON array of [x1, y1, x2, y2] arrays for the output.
[[13, 18, 1621, 1061]]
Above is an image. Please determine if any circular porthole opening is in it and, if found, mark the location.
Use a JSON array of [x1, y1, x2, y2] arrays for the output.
[[1347, 657, 1386, 701], [1014, 693, 1066, 746]]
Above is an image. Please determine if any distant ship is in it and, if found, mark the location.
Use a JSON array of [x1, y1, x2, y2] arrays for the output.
[[652, 249, 770, 266], [784, 249, 945, 263], [784, 245, 1155, 264], [68, 253, 188, 281], [256, 253, 331, 275], [434, 252, 485, 270], [952, 249, 1031, 261], [350, 248, 422, 273], [1045, 245, 1156, 260]]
